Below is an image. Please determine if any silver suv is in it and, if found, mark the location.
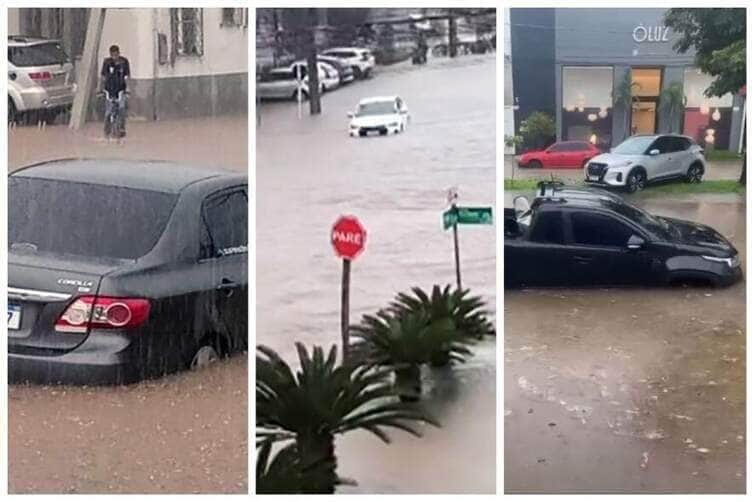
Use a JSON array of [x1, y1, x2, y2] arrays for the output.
[[585, 134, 707, 193], [8, 36, 75, 122]]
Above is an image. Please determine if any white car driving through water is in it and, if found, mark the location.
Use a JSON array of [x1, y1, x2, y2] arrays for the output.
[[348, 96, 409, 137]]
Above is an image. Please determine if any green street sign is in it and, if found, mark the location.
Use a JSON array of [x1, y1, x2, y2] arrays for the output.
[[443, 206, 493, 230], [443, 208, 458, 230]]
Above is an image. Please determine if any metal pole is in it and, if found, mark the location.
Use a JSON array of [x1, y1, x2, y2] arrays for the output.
[[452, 205, 462, 291], [340, 259, 351, 361]]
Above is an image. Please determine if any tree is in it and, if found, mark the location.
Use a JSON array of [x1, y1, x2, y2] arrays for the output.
[[664, 8, 745, 97], [664, 8, 745, 183], [659, 81, 687, 133], [612, 72, 640, 141], [389, 285, 494, 367], [256, 343, 437, 493], [519, 111, 555, 150], [351, 309, 458, 401]]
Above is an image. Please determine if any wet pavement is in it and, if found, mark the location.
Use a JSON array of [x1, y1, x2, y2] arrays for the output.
[[504, 191, 746, 493], [257, 54, 496, 493], [504, 154, 743, 182], [8, 115, 248, 493]]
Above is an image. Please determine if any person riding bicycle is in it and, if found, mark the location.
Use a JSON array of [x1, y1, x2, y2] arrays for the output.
[[100, 44, 130, 138]]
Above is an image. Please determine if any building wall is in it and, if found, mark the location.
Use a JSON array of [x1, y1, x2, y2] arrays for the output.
[[8, 8, 21, 34], [125, 8, 248, 120], [510, 8, 556, 134], [511, 8, 743, 151]]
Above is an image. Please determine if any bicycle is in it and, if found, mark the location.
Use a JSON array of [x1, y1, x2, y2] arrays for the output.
[[98, 90, 128, 142]]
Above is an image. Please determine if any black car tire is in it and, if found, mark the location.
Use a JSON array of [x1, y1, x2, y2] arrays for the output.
[[352, 66, 363, 79], [8, 97, 17, 123], [686, 163, 704, 183], [191, 344, 220, 370], [528, 160, 543, 169], [626, 169, 646, 193]]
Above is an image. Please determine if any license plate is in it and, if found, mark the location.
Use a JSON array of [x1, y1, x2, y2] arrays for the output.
[[8, 304, 21, 330], [588, 175, 599, 181]]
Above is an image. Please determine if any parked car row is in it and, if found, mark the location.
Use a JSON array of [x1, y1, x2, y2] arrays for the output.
[[516, 133, 707, 193], [257, 46, 376, 101]]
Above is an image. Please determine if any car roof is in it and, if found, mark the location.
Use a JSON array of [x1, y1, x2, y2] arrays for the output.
[[533, 183, 626, 206], [11, 158, 243, 193], [8, 35, 59, 46], [359, 96, 399, 104]]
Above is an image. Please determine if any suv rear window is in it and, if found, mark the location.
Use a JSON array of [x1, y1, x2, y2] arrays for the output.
[[9, 42, 69, 67], [9, 177, 177, 260]]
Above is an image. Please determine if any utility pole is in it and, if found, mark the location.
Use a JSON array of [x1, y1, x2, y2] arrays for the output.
[[448, 9, 458, 58], [306, 8, 321, 115], [70, 8, 105, 130]]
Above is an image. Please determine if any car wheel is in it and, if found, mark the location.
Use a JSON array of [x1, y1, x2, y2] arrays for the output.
[[686, 163, 704, 183], [352, 66, 362, 79], [191, 344, 219, 370], [8, 97, 17, 124], [626, 169, 646, 193], [528, 160, 542, 169]]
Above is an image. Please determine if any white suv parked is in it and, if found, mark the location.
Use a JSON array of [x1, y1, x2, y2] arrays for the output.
[[8, 36, 75, 122], [585, 134, 707, 193], [321, 47, 375, 79]]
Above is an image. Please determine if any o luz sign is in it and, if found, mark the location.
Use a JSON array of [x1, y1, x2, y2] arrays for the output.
[[633, 24, 670, 43]]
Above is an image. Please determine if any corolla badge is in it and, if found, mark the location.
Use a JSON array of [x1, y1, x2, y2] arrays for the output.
[[57, 278, 94, 292]]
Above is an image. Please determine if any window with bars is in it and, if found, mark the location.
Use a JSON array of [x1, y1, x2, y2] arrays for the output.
[[171, 8, 203, 57], [221, 8, 247, 28]]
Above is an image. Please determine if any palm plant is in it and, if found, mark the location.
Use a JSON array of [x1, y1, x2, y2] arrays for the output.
[[350, 309, 459, 400], [659, 81, 687, 133], [612, 72, 641, 140], [256, 440, 336, 494], [256, 343, 437, 493], [390, 285, 495, 367]]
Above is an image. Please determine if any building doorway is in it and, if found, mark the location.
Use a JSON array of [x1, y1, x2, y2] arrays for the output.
[[630, 68, 662, 135]]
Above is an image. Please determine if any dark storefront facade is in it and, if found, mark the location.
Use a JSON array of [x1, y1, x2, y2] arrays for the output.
[[510, 8, 745, 152]]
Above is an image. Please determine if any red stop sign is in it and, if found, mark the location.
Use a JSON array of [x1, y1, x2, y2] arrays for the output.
[[331, 215, 367, 260]]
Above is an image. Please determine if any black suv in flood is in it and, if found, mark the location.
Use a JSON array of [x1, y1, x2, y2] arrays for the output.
[[505, 184, 742, 288]]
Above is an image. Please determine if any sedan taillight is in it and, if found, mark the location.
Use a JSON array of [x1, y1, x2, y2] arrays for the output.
[[55, 296, 151, 333]]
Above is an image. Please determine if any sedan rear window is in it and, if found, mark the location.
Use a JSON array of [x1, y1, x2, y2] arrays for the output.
[[9, 177, 177, 260], [9, 42, 69, 67]]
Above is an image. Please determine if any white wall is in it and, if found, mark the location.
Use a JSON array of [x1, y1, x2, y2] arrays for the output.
[[155, 8, 247, 79], [101, 8, 154, 79], [8, 8, 21, 34], [684, 67, 733, 108], [100, 8, 247, 80]]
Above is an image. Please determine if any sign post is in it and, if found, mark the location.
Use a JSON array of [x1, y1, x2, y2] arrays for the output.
[[443, 189, 492, 291], [331, 215, 367, 361]]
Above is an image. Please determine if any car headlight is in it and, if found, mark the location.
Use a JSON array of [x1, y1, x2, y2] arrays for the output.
[[610, 160, 633, 168], [702, 255, 740, 268], [350, 124, 359, 129]]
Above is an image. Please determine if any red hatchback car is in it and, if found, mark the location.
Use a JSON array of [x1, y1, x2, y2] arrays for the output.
[[517, 141, 600, 169]]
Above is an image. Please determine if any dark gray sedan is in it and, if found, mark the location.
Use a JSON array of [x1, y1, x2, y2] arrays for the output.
[[8, 159, 248, 385]]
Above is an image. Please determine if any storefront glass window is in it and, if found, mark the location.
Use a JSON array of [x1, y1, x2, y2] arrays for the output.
[[683, 68, 733, 149], [562, 66, 613, 150]]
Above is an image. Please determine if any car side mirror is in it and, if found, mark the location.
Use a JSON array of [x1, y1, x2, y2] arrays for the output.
[[649, 149, 660, 156], [347, 112, 354, 118], [627, 235, 645, 250]]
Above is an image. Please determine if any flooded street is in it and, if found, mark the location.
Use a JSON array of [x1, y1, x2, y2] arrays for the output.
[[504, 192, 746, 493], [8, 115, 248, 493], [257, 55, 496, 493]]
